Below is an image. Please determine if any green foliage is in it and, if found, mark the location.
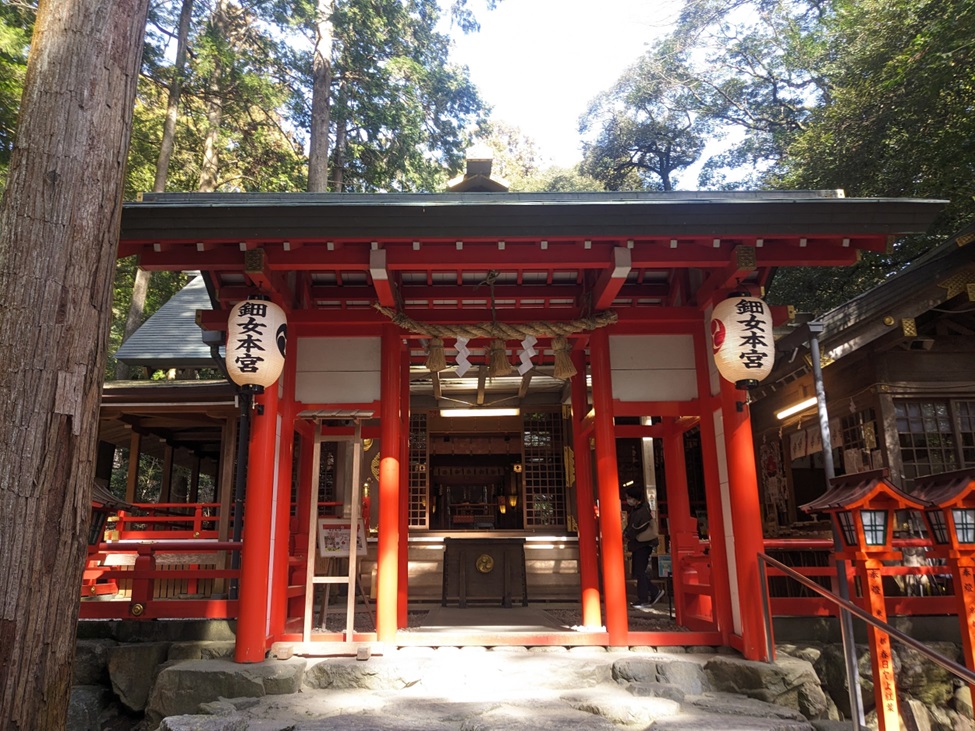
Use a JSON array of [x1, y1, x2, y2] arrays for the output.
[[777, 0, 975, 219], [673, 0, 829, 187], [445, 0, 500, 34], [516, 166, 605, 193], [578, 0, 826, 189], [606, 0, 974, 312], [330, 0, 488, 192], [471, 121, 543, 187], [108, 450, 166, 503], [472, 121, 603, 192], [258, 0, 489, 192], [766, 0, 975, 312], [579, 43, 707, 191], [123, 0, 306, 196], [0, 1, 34, 189]]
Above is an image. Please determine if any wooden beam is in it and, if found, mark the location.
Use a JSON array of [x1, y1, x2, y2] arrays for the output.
[[476, 365, 487, 405], [160, 444, 174, 503], [755, 245, 863, 266], [369, 249, 396, 307], [131, 246, 245, 270], [592, 246, 632, 310], [517, 371, 533, 399], [127, 236, 874, 273], [611, 399, 705, 417], [125, 431, 141, 503], [673, 268, 695, 308], [614, 424, 669, 439], [242, 248, 296, 306], [693, 245, 758, 308]]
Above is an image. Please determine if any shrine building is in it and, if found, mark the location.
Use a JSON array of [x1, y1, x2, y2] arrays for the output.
[[101, 168, 944, 662]]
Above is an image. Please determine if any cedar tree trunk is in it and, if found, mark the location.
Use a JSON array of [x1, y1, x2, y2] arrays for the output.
[[118, 0, 193, 381], [197, 0, 231, 192], [307, 0, 334, 192], [153, 0, 194, 195], [0, 1, 149, 728]]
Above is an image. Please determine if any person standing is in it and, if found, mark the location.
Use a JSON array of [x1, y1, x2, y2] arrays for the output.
[[623, 485, 663, 611]]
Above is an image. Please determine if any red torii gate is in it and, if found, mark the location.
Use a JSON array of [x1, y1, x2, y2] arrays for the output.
[[118, 189, 943, 661]]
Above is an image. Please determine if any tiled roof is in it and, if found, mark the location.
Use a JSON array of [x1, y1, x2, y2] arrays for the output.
[[114, 275, 217, 368]]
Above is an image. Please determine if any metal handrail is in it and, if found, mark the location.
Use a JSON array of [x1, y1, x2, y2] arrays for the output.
[[758, 552, 975, 727]]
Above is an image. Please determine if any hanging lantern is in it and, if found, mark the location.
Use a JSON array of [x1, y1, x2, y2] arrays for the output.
[[226, 296, 288, 389], [710, 292, 775, 389]]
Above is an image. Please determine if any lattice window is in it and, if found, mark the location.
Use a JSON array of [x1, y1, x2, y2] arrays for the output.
[[317, 441, 337, 506], [408, 413, 429, 528], [522, 411, 567, 529], [896, 400, 975, 486], [958, 401, 975, 467], [290, 432, 301, 516], [839, 408, 878, 452]]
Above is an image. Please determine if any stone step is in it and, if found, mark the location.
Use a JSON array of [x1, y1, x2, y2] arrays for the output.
[[71, 637, 971, 731], [134, 648, 832, 730]]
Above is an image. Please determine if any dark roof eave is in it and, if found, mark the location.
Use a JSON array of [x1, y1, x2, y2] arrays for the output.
[[115, 358, 217, 368], [102, 379, 236, 404], [120, 193, 947, 243]]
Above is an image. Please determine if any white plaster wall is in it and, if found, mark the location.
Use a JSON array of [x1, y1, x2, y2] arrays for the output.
[[608, 334, 698, 402], [295, 337, 381, 404]]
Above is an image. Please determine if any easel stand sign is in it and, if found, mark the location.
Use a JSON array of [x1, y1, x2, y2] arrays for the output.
[[315, 518, 372, 632], [302, 418, 372, 645]]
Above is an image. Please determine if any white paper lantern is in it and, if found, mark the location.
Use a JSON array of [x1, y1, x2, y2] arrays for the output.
[[226, 297, 288, 389], [710, 294, 775, 389]]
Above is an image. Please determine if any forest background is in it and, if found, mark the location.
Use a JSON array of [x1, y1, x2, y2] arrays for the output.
[[0, 1, 972, 726], [1, 0, 973, 378]]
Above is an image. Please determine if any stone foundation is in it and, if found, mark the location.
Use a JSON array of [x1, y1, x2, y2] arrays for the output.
[[70, 621, 975, 731]]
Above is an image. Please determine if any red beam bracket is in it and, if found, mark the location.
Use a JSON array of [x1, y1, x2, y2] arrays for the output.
[[370, 249, 397, 308], [592, 246, 632, 310]]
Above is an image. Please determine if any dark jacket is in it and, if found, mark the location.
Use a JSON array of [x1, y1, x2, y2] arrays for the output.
[[625, 502, 656, 549]]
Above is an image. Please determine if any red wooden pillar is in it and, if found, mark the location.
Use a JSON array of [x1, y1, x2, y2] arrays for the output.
[[662, 420, 696, 625], [571, 349, 601, 628], [377, 325, 402, 643], [289, 422, 316, 619], [718, 375, 768, 660], [269, 365, 297, 638], [861, 560, 899, 728], [588, 328, 628, 644], [398, 349, 410, 628], [692, 329, 735, 643], [949, 558, 975, 701], [130, 545, 155, 616], [957, 559, 975, 700], [235, 382, 279, 662]]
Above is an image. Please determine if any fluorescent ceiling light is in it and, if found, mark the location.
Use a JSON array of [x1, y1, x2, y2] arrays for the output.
[[775, 397, 818, 420], [440, 408, 520, 418]]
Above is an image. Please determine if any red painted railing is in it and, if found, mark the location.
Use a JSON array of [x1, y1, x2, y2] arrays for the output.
[[81, 540, 240, 620], [80, 501, 344, 621], [82, 503, 959, 624], [763, 536, 956, 616], [108, 502, 222, 540]]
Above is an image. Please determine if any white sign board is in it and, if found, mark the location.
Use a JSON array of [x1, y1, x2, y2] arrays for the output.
[[317, 517, 367, 558]]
